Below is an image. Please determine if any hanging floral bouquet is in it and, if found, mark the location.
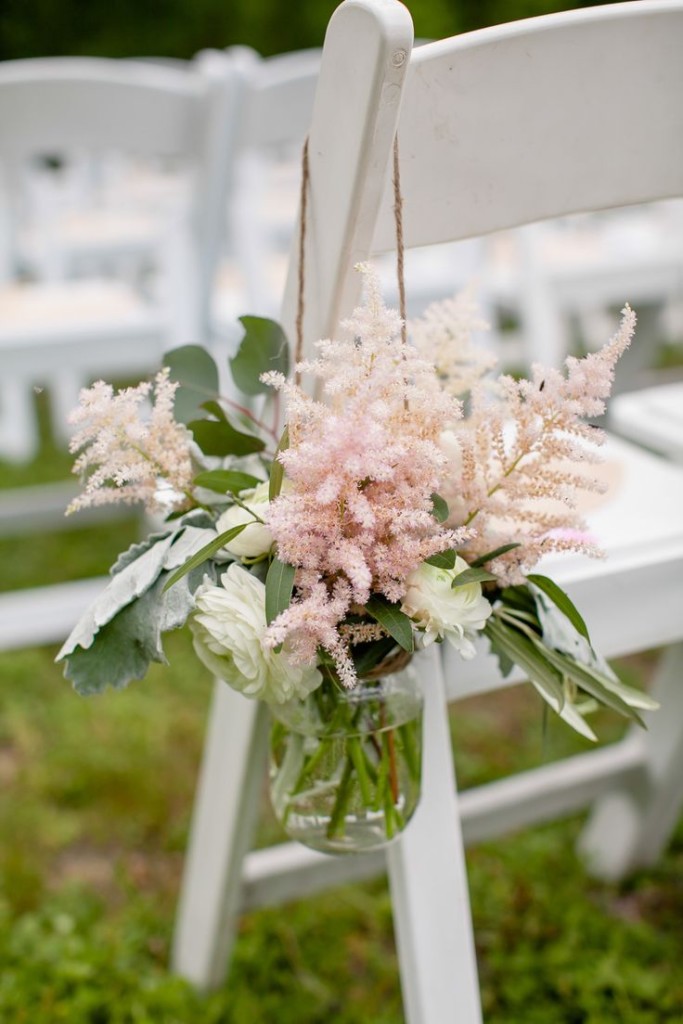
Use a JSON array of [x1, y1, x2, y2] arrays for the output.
[[57, 266, 656, 854]]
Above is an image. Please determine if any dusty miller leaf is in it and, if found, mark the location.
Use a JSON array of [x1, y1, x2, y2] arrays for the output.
[[56, 534, 177, 660], [62, 562, 217, 696]]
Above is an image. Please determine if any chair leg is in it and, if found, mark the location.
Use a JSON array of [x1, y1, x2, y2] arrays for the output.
[[387, 646, 483, 1024], [578, 641, 683, 881], [172, 680, 270, 990], [0, 379, 40, 462], [49, 370, 84, 447]]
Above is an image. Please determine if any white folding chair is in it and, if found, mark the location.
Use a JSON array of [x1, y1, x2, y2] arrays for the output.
[[0, 51, 244, 462], [173, 3, 683, 1019]]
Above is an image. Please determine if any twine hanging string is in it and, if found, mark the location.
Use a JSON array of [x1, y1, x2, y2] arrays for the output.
[[392, 136, 408, 345], [294, 136, 310, 381], [294, 132, 408, 373]]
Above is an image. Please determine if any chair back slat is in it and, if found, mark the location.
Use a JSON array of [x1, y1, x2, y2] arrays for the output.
[[372, 1, 683, 251], [279, 0, 414, 355], [0, 58, 211, 159]]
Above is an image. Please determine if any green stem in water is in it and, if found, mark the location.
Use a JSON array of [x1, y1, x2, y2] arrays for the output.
[[326, 758, 355, 840], [348, 737, 373, 806], [399, 721, 421, 783]]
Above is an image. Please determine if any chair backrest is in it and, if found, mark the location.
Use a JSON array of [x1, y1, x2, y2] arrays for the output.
[[0, 52, 245, 336], [235, 46, 321, 155], [282, 0, 683, 356], [216, 46, 321, 318]]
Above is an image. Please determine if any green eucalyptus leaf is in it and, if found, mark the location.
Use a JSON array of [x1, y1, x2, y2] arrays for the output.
[[163, 525, 246, 592], [535, 684, 598, 741], [485, 617, 598, 740], [530, 639, 645, 726], [365, 596, 414, 653], [527, 574, 591, 643], [597, 674, 660, 712], [269, 425, 289, 501], [188, 418, 266, 457], [430, 493, 449, 523], [230, 316, 290, 396], [164, 345, 219, 423], [265, 557, 296, 626], [485, 617, 564, 707], [200, 399, 228, 422], [425, 549, 456, 569], [193, 470, 262, 495], [470, 543, 521, 568], [451, 567, 497, 588]]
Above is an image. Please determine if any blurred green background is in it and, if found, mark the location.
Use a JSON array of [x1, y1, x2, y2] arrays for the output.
[[1, 0, 616, 61]]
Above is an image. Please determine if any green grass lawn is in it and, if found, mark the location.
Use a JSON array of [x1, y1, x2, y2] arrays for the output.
[[1, 435, 682, 1022]]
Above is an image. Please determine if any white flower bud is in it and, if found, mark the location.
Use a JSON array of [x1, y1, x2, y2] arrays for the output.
[[216, 481, 273, 559]]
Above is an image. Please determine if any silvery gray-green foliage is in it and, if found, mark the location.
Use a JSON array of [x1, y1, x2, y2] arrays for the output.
[[57, 514, 222, 695]]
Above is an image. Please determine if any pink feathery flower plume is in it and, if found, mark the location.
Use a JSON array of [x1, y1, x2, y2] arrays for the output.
[[261, 266, 467, 685], [434, 303, 636, 580], [67, 368, 194, 515]]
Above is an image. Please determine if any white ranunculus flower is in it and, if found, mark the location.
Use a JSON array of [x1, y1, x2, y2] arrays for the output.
[[216, 481, 273, 559], [401, 556, 492, 659], [190, 563, 321, 704]]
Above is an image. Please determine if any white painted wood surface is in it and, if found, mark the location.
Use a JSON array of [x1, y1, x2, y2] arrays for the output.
[[610, 381, 683, 462], [387, 646, 482, 1024], [372, 0, 683, 253], [173, 2, 683, 1019], [171, 684, 270, 990]]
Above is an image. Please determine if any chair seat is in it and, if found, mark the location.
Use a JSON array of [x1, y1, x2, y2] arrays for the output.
[[610, 381, 683, 462], [21, 209, 165, 270], [0, 279, 164, 374]]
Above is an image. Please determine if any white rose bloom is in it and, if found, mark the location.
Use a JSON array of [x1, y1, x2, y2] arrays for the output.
[[216, 481, 273, 559], [190, 563, 321, 704], [401, 556, 492, 659]]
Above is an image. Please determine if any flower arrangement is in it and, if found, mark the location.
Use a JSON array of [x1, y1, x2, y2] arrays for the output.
[[57, 266, 656, 853]]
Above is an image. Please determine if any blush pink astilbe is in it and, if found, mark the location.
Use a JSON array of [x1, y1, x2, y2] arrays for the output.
[[67, 368, 194, 515], [261, 267, 467, 683], [410, 286, 496, 398], [435, 304, 636, 581]]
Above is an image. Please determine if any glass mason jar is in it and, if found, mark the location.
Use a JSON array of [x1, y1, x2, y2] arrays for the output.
[[269, 655, 423, 855]]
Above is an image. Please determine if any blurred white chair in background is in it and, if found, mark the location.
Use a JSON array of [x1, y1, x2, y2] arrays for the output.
[[508, 201, 683, 383], [0, 50, 247, 650], [172, 4, 683, 1022], [0, 51, 244, 462], [0, 44, 326, 651], [609, 380, 683, 462]]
